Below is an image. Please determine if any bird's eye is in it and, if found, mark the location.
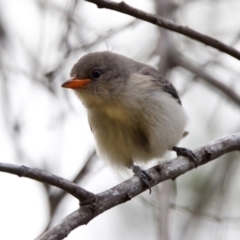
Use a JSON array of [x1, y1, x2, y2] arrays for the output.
[[92, 70, 102, 79]]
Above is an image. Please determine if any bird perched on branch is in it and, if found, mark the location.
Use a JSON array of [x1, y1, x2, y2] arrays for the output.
[[62, 51, 197, 192]]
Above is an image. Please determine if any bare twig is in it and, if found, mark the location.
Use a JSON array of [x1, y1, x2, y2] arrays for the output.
[[34, 133, 240, 239], [85, 0, 240, 61], [49, 150, 96, 214], [170, 202, 240, 222], [42, 150, 97, 232], [172, 53, 240, 106], [0, 164, 95, 203]]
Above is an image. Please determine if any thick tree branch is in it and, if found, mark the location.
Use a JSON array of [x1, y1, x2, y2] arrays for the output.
[[34, 133, 240, 239], [85, 0, 240, 61], [0, 164, 96, 203], [1, 134, 239, 239]]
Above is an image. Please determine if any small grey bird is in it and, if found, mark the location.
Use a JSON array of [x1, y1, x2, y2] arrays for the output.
[[62, 51, 196, 192]]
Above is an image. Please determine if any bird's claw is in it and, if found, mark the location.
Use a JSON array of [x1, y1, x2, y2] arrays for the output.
[[172, 146, 198, 168], [132, 165, 152, 194]]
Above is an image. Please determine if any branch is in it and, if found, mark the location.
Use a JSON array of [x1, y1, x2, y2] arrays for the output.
[[172, 53, 240, 106], [0, 164, 96, 203], [48, 151, 97, 215], [41, 151, 97, 232], [85, 0, 240, 61], [1, 134, 239, 239], [34, 133, 240, 240]]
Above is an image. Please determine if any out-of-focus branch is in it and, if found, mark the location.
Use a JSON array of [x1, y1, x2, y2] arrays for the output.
[[45, 19, 138, 79], [0, 164, 95, 203], [85, 0, 240, 61], [172, 53, 240, 106], [42, 151, 97, 232], [154, 1, 178, 239], [170, 202, 240, 222], [179, 154, 238, 239], [35, 133, 240, 240], [49, 150, 96, 214]]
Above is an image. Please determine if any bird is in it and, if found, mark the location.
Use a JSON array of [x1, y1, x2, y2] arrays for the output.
[[61, 51, 197, 192]]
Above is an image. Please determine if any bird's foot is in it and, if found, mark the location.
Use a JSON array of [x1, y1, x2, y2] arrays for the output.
[[132, 165, 152, 194], [172, 146, 198, 168]]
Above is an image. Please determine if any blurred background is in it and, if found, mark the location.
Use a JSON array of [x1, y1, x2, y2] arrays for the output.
[[0, 0, 240, 239]]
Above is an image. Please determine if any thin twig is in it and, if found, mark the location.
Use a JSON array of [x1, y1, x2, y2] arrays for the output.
[[0, 164, 96, 203], [85, 0, 240, 61], [172, 53, 240, 106], [49, 150, 96, 214]]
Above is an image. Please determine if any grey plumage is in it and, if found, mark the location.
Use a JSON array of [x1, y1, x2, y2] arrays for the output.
[[64, 51, 188, 169]]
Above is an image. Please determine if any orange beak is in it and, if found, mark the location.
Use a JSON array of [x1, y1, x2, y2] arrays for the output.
[[61, 77, 91, 89]]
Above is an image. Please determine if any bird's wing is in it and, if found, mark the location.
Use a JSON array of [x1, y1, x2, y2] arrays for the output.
[[161, 79, 182, 105], [139, 66, 182, 105]]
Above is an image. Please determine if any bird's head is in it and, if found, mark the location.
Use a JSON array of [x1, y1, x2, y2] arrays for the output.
[[62, 51, 144, 107]]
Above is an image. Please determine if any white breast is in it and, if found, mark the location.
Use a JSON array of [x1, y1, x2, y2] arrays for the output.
[[82, 74, 187, 169]]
